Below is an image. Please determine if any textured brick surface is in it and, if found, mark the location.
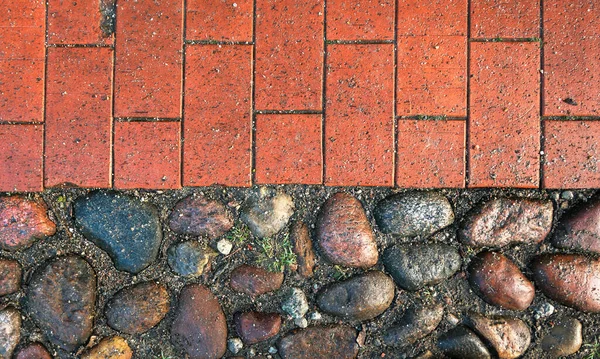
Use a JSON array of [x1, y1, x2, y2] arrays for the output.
[[469, 42, 540, 188], [114, 122, 181, 189], [114, 0, 183, 118], [255, 114, 322, 184], [184, 45, 252, 187], [543, 121, 600, 189], [471, 0, 540, 39], [255, 0, 324, 111], [0, 0, 45, 123], [187, 0, 252, 41], [0, 124, 43, 192], [48, 0, 114, 44], [325, 44, 394, 186], [45, 48, 113, 188], [397, 0, 467, 36], [396, 120, 465, 188], [326, 0, 394, 41], [397, 36, 467, 116], [543, 0, 599, 116]]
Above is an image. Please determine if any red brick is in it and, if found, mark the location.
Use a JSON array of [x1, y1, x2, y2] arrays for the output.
[[469, 42, 540, 188], [183, 45, 252, 187], [397, 0, 467, 36], [0, 124, 43, 192], [470, 0, 540, 39], [114, 122, 181, 189], [255, 0, 324, 111], [187, 0, 252, 41], [48, 0, 114, 44], [255, 114, 322, 184], [326, 0, 394, 41], [543, 0, 599, 116], [44, 48, 113, 188], [325, 44, 394, 186], [0, 0, 45, 123], [397, 36, 466, 116], [543, 121, 600, 188], [396, 120, 465, 188], [114, 0, 183, 118]]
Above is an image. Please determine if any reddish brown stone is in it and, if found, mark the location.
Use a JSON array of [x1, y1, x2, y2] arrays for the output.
[[168, 196, 233, 239], [532, 254, 600, 313], [553, 197, 600, 253], [234, 311, 282, 344], [0, 196, 56, 251], [0, 258, 21, 296], [105, 281, 170, 334], [14, 342, 52, 359], [468, 251, 535, 310], [290, 221, 316, 277], [468, 313, 531, 359], [230, 265, 284, 298], [316, 193, 378, 268], [278, 326, 360, 359], [460, 198, 553, 248], [171, 284, 227, 359], [81, 336, 132, 359]]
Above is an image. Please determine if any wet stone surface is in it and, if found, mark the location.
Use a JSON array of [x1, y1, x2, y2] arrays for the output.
[[277, 326, 360, 359], [0, 196, 56, 251], [383, 303, 444, 346], [167, 240, 217, 277], [540, 317, 583, 358], [168, 195, 233, 238], [0, 258, 21, 296], [230, 264, 284, 298]]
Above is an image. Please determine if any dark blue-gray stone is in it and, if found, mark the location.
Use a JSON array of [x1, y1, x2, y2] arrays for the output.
[[74, 191, 162, 273]]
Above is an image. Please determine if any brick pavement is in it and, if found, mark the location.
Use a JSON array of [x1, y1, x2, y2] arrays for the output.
[[0, 0, 599, 191]]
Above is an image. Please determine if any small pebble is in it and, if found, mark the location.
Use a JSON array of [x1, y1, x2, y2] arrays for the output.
[[216, 239, 233, 255], [228, 338, 243, 354], [294, 317, 308, 328], [309, 312, 322, 321], [269, 347, 278, 354], [534, 303, 555, 320], [561, 191, 574, 200], [281, 288, 309, 319]]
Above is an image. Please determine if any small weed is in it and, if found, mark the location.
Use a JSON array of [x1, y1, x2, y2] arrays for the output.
[[414, 114, 447, 121], [584, 338, 600, 359], [156, 351, 172, 359], [255, 234, 296, 272], [332, 265, 350, 280], [226, 225, 250, 244]]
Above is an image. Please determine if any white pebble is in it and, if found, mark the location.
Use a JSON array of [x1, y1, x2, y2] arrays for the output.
[[268, 346, 278, 354], [217, 239, 233, 255], [294, 317, 308, 328], [309, 311, 322, 321], [227, 338, 243, 354]]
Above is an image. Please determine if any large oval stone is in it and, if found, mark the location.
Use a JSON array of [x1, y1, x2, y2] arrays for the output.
[[230, 264, 284, 298], [27, 255, 96, 351], [468, 251, 534, 310], [316, 192, 378, 268], [171, 284, 227, 359], [14, 343, 52, 359], [552, 197, 600, 253], [532, 253, 600, 312], [468, 313, 531, 359], [168, 195, 233, 239], [374, 192, 454, 237], [438, 326, 491, 359], [0, 306, 20, 358], [317, 271, 394, 321], [541, 317, 582, 358], [240, 187, 294, 238], [383, 303, 444, 346], [0, 258, 21, 296], [0, 196, 56, 251], [278, 326, 360, 359], [105, 281, 170, 334], [383, 243, 461, 291], [74, 191, 162, 273], [81, 336, 133, 359], [234, 311, 281, 344], [460, 198, 553, 248]]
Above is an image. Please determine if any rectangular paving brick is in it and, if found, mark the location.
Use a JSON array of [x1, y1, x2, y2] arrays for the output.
[[396, 120, 465, 188], [325, 44, 394, 186], [470, 0, 540, 39], [255, 114, 322, 184], [469, 42, 540, 188], [397, 0, 467, 36], [0, 0, 45, 123], [45, 47, 113, 188], [48, 0, 114, 44], [255, 0, 324, 111], [397, 36, 467, 116], [114, 121, 181, 189], [544, 0, 599, 116], [187, 0, 252, 42], [326, 0, 394, 41], [184, 45, 252, 187], [114, 0, 183, 118], [0, 124, 43, 191], [543, 121, 600, 189]]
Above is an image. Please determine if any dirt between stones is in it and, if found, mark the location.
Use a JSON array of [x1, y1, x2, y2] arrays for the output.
[[1, 186, 599, 359]]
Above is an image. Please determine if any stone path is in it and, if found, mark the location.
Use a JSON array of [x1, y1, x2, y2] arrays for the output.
[[1, 0, 600, 191], [2, 187, 600, 358]]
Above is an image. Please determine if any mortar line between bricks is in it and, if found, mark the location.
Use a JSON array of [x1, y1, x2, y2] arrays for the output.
[[254, 110, 323, 115], [325, 39, 394, 44], [113, 117, 182, 122], [469, 38, 542, 43], [110, 0, 118, 188], [465, 0, 472, 188], [321, 0, 328, 185], [250, 0, 257, 185], [543, 116, 600, 121], [392, 0, 398, 187], [397, 116, 468, 121], [539, 0, 545, 189], [42, 0, 49, 190], [180, 0, 187, 188], [0, 121, 45, 125], [184, 40, 254, 45], [46, 43, 114, 48]]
